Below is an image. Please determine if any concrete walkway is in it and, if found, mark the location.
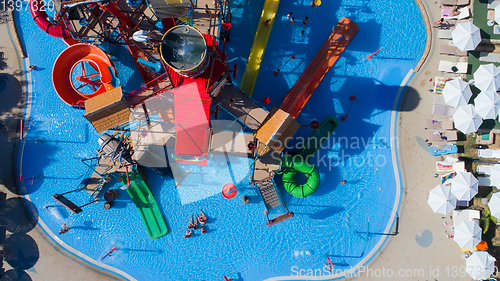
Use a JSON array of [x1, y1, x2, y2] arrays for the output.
[[0, 0, 478, 280], [0, 11, 123, 281]]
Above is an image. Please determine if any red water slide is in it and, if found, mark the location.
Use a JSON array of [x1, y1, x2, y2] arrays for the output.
[[279, 18, 359, 119], [29, 0, 71, 39], [52, 44, 115, 106]]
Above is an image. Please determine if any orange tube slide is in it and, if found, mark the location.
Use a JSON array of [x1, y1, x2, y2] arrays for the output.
[[52, 44, 115, 106], [279, 18, 358, 119]]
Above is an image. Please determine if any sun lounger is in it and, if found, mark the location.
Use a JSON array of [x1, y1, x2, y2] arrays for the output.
[[439, 45, 468, 56], [433, 94, 448, 106], [436, 161, 465, 172], [478, 176, 492, 186], [428, 131, 458, 141], [494, 25, 500, 35], [438, 29, 453, 39], [424, 119, 454, 130], [433, 104, 457, 116], [453, 210, 481, 227], [439, 61, 468, 73], [442, 7, 470, 20], [488, 0, 500, 9], [477, 165, 492, 175], [478, 149, 500, 158], [479, 52, 500, 63], [434, 77, 448, 94], [441, 0, 469, 6], [430, 144, 458, 156], [441, 171, 457, 185]]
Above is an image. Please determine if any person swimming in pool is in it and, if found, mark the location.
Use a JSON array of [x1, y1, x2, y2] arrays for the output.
[[187, 215, 194, 229], [193, 216, 199, 230], [184, 230, 192, 238], [202, 226, 207, 234], [199, 211, 208, 224]]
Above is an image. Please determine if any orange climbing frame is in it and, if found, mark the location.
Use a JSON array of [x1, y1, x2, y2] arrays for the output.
[[279, 18, 358, 119]]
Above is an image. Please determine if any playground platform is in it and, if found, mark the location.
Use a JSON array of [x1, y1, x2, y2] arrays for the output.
[[213, 84, 269, 131]]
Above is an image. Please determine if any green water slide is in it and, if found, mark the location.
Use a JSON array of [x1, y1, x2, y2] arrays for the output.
[[281, 155, 320, 198], [297, 117, 338, 158], [280, 117, 338, 198], [120, 171, 168, 239]]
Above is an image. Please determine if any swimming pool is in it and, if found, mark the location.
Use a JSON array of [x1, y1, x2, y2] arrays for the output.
[[16, 0, 425, 280]]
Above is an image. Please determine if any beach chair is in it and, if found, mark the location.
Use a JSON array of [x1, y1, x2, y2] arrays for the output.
[[488, 0, 500, 9], [439, 45, 468, 56], [478, 149, 500, 158], [438, 29, 453, 39], [433, 94, 448, 107], [442, 7, 470, 20], [430, 144, 458, 156], [434, 77, 448, 94], [424, 119, 454, 130], [479, 52, 500, 63], [441, 0, 469, 6], [476, 165, 492, 175], [441, 171, 457, 185], [428, 130, 458, 141], [433, 104, 457, 116], [494, 25, 500, 35], [436, 161, 465, 172], [478, 177, 492, 186], [439, 61, 468, 73]]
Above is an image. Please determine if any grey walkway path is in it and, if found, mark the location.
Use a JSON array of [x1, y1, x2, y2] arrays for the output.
[[0, 11, 123, 281]]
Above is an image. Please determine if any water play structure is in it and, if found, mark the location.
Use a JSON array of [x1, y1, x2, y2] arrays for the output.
[[17, 0, 428, 275], [28, 0, 359, 258]]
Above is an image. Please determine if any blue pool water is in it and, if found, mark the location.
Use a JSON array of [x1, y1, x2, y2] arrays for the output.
[[16, 0, 425, 279]]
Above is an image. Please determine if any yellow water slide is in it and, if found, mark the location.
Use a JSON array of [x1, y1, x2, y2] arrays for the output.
[[239, 0, 281, 96]]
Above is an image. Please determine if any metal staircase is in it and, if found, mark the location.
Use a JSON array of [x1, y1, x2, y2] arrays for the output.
[[256, 178, 281, 210]]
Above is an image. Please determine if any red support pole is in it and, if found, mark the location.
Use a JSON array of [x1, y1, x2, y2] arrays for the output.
[[20, 175, 35, 184], [75, 75, 101, 86], [20, 119, 24, 140], [125, 166, 131, 188]]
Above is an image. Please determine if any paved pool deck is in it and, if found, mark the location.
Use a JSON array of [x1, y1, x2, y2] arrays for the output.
[[0, 1, 477, 280]]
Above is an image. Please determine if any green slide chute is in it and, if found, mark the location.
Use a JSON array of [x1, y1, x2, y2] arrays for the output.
[[297, 117, 338, 158], [281, 155, 320, 198], [280, 117, 338, 198], [120, 170, 168, 239]]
